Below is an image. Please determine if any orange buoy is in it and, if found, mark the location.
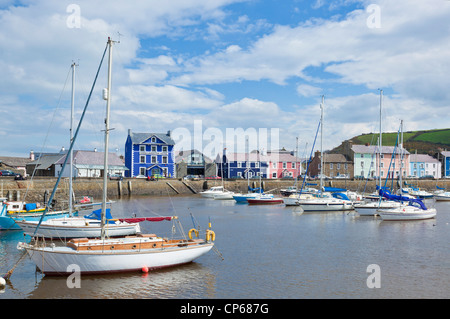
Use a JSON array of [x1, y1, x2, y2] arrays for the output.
[[141, 266, 149, 273]]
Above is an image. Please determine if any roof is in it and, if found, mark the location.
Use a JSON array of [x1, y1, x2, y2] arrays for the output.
[[323, 154, 350, 163], [175, 149, 213, 164], [129, 132, 175, 145], [351, 144, 410, 155], [0, 156, 33, 168], [28, 154, 66, 169], [409, 154, 440, 163], [28, 150, 125, 169]]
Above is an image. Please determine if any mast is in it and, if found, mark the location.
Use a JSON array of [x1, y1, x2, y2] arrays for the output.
[[69, 62, 77, 216], [320, 95, 324, 193], [101, 38, 114, 240], [378, 89, 383, 188]]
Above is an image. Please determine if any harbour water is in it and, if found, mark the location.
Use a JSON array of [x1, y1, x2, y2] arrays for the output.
[[0, 195, 448, 299]]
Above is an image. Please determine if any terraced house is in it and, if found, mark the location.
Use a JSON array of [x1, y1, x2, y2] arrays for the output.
[[124, 130, 175, 178]]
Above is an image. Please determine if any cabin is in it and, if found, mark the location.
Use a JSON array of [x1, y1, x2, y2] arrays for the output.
[[124, 130, 175, 178]]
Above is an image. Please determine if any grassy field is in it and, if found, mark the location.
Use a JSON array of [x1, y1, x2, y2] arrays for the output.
[[337, 128, 450, 154]]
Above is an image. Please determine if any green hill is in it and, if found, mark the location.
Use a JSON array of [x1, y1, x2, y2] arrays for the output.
[[333, 128, 450, 155]]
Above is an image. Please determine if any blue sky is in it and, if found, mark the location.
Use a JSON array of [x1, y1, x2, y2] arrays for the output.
[[1, 0, 449, 159]]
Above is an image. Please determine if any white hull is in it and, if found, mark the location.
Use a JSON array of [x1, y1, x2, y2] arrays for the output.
[[378, 206, 437, 221], [434, 192, 450, 201], [354, 201, 402, 216], [20, 240, 213, 275], [283, 196, 300, 206], [213, 192, 235, 200], [298, 200, 353, 211], [15, 217, 140, 238]]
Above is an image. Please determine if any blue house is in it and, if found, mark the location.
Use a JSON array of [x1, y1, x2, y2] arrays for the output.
[[215, 151, 269, 179], [124, 130, 175, 178], [442, 151, 450, 178]]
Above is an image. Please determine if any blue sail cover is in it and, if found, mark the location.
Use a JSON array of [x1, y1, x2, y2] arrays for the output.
[[378, 188, 428, 210], [248, 186, 263, 193], [84, 208, 115, 224], [324, 187, 347, 193]]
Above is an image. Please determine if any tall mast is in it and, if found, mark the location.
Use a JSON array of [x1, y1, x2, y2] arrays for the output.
[[101, 38, 114, 240], [320, 95, 324, 192], [378, 89, 383, 187], [69, 62, 77, 216]]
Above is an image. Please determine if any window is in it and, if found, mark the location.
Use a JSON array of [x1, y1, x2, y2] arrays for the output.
[[337, 163, 340, 170], [237, 162, 242, 168], [151, 137, 156, 143], [140, 155, 145, 163], [283, 162, 287, 169], [162, 146, 168, 152], [162, 156, 168, 164], [272, 172, 277, 178], [255, 162, 259, 168], [140, 167, 146, 176], [292, 162, 296, 169], [237, 172, 242, 178], [140, 145, 145, 152], [361, 154, 364, 158], [151, 156, 156, 164], [272, 162, 276, 169], [361, 161, 364, 168], [151, 146, 157, 152], [330, 163, 333, 170]]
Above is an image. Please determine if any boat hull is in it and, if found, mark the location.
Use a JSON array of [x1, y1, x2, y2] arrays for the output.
[[298, 201, 353, 211], [354, 201, 402, 216], [21, 241, 214, 275], [378, 207, 437, 221], [15, 218, 140, 238], [247, 198, 283, 205], [0, 211, 72, 231]]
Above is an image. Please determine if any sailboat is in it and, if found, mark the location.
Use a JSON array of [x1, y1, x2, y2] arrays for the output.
[[377, 120, 436, 221], [294, 96, 353, 212], [354, 90, 402, 216], [18, 38, 214, 275], [0, 200, 72, 231], [16, 63, 140, 239]]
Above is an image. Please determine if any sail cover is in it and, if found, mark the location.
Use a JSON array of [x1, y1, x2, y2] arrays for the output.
[[378, 188, 428, 210], [118, 217, 173, 223]]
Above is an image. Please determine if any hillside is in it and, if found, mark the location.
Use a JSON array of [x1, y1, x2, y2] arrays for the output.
[[332, 128, 450, 155]]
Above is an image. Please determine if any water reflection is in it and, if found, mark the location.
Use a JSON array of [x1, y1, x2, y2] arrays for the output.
[[0, 195, 448, 299], [29, 262, 216, 299]]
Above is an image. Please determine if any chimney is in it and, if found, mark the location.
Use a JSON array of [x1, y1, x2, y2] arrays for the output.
[[30, 150, 35, 161], [128, 129, 132, 136], [167, 130, 171, 137]]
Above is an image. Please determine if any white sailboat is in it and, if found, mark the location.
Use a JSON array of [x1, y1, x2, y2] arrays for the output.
[[18, 38, 214, 275], [355, 90, 401, 216], [295, 96, 353, 212], [377, 120, 436, 221]]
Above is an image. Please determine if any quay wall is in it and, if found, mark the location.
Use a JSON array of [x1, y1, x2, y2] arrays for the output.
[[1, 177, 449, 207]]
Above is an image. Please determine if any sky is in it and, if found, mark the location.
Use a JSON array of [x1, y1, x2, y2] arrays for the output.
[[1, 0, 449, 160]]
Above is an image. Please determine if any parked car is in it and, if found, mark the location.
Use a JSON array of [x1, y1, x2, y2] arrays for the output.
[[0, 170, 15, 176], [419, 175, 435, 180], [206, 176, 221, 179], [108, 174, 123, 180]]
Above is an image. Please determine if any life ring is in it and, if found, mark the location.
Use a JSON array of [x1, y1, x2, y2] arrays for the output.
[[188, 228, 199, 240], [206, 229, 216, 242]]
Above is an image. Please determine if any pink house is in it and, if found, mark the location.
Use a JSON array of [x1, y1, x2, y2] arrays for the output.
[[266, 150, 302, 179], [378, 146, 410, 179]]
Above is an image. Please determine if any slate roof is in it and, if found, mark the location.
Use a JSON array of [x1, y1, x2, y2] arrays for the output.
[[351, 144, 410, 155], [129, 132, 175, 145]]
